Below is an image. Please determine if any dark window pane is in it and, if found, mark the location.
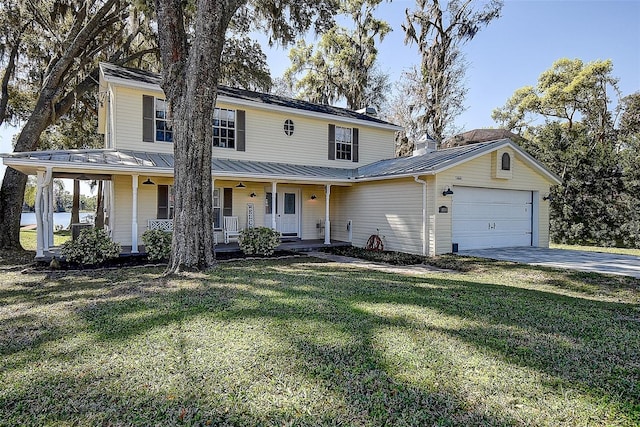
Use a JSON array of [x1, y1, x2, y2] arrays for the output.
[[284, 193, 295, 214]]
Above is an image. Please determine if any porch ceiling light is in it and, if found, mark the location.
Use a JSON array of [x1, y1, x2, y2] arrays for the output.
[[442, 187, 454, 196], [235, 182, 246, 188], [142, 177, 155, 185]]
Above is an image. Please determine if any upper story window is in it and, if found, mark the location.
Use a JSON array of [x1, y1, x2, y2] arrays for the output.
[[213, 108, 236, 148], [284, 119, 294, 136], [143, 95, 172, 143], [328, 124, 359, 163], [335, 126, 352, 160], [501, 152, 511, 170], [154, 99, 173, 142]]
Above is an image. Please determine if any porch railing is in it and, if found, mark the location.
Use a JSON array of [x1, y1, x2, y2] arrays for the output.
[[148, 219, 173, 232], [147, 219, 218, 244]]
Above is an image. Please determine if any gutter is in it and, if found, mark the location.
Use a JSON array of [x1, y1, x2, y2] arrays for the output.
[[414, 175, 427, 256]]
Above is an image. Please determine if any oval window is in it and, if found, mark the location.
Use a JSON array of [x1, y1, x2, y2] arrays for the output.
[[284, 119, 294, 136], [501, 152, 511, 171]]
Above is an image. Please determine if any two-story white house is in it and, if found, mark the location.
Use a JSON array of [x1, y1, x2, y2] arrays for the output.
[[3, 63, 560, 259]]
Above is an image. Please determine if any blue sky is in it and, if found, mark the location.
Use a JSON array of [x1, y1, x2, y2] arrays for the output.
[[1, 0, 639, 183]]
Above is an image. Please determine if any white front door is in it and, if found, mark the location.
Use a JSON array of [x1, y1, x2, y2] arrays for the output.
[[265, 188, 300, 237]]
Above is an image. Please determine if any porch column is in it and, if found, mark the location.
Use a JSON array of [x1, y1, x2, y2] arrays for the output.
[[47, 175, 54, 247], [40, 167, 53, 252], [35, 170, 45, 257], [324, 184, 331, 244], [271, 181, 277, 230], [131, 174, 139, 253]]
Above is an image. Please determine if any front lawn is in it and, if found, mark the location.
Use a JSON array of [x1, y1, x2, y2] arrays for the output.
[[551, 243, 640, 257], [0, 256, 638, 425]]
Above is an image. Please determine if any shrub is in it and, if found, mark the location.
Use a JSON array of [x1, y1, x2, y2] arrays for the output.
[[238, 227, 281, 256], [61, 228, 121, 266], [142, 229, 172, 261]]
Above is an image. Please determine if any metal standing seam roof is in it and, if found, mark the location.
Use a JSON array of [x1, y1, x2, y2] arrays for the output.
[[1, 139, 561, 183], [100, 62, 399, 127], [355, 140, 505, 178]]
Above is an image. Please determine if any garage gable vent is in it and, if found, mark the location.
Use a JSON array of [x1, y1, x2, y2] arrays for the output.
[[413, 133, 438, 156]]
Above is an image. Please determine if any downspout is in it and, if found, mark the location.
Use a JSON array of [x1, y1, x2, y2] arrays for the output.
[[414, 175, 427, 256]]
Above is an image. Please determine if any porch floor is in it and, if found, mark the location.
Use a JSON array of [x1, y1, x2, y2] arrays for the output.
[[35, 239, 351, 262]]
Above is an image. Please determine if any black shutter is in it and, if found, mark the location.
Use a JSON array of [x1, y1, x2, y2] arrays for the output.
[[143, 95, 154, 142], [157, 185, 168, 219], [352, 127, 359, 162], [236, 110, 245, 151], [328, 124, 335, 160], [223, 188, 233, 217]]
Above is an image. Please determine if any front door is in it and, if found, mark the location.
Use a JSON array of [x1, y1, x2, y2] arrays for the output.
[[265, 188, 300, 237]]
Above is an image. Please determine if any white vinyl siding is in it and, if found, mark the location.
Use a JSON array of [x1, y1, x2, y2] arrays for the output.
[[331, 179, 423, 254], [108, 85, 395, 165]]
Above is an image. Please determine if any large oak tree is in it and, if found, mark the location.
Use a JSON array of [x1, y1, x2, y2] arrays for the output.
[[0, 0, 157, 250], [154, 0, 337, 273]]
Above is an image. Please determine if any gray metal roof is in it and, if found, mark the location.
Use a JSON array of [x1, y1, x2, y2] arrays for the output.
[[100, 62, 398, 127], [1, 139, 561, 184], [355, 140, 505, 178]]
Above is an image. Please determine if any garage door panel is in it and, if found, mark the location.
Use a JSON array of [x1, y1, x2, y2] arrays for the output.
[[452, 187, 532, 250]]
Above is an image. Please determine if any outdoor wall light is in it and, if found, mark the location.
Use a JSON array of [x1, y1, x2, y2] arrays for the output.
[[442, 187, 454, 196], [235, 182, 246, 188], [249, 192, 257, 198], [142, 177, 155, 185], [543, 194, 552, 201], [310, 194, 317, 200]]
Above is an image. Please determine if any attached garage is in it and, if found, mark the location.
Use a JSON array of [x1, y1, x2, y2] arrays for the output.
[[452, 187, 535, 251], [335, 138, 561, 256]]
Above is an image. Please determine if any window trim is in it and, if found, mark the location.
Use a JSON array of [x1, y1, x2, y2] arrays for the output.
[[284, 119, 294, 136], [335, 125, 353, 161], [501, 152, 511, 171], [213, 107, 236, 149]]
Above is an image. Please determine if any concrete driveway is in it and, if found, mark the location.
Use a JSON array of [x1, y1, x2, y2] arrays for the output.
[[457, 247, 640, 278]]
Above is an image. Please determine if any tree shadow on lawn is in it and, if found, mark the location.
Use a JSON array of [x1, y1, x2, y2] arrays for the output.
[[2, 258, 639, 424]]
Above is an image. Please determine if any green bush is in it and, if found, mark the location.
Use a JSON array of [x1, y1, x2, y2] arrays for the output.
[[238, 227, 281, 256], [61, 228, 121, 266], [142, 229, 172, 261]]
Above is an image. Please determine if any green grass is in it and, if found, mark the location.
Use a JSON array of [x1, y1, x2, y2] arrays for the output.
[[551, 243, 640, 257], [19, 228, 71, 251], [0, 256, 638, 426]]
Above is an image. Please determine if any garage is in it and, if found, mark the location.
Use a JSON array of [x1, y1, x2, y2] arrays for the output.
[[452, 186, 534, 251]]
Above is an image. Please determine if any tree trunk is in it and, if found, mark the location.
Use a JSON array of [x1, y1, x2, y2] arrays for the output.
[[156, 1, 242, 273], [0, 168, 27, 250], [71, 180, 80, 226], [95, 180, 104, 229]]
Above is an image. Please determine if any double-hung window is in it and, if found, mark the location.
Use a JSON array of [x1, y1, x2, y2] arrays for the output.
[[212, 187, 233, 229], [143, 95, 172, 143], [335, 126, 352, 160], [328, 124, 358, 162], [213, 108, 236, 148]]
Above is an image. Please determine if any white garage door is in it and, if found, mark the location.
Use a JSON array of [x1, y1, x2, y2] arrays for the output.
[[452, 187, 533, 251]]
